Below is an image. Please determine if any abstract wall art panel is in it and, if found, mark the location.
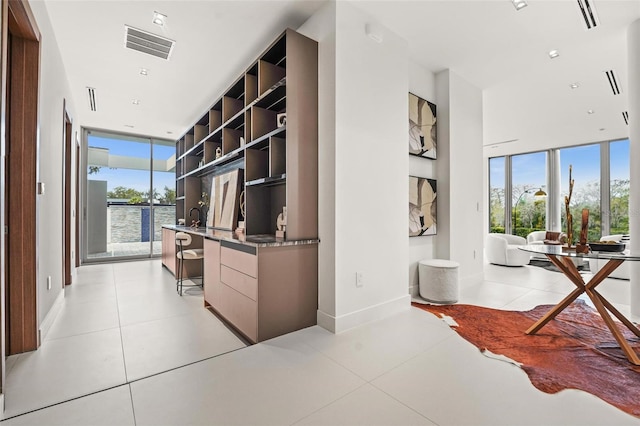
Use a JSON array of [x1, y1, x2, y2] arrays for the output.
[[208, 168, 242, 230], [409, 92, 437, 160], [409, 176, 437, 236]]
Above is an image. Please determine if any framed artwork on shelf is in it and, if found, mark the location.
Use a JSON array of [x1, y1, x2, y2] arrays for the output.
[[409, 92, 437, 160], [409, 176, 437, 237], [208, 168, 243, 230]]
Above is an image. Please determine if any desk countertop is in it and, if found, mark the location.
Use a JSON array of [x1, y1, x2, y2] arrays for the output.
[[163, 225, 319, 248]]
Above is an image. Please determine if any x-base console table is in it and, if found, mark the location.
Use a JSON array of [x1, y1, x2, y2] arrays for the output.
[[519, 245, 640, 365]]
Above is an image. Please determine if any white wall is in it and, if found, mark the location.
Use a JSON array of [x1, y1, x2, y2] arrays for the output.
[[408, 62, 436, 296], [436, 70, 484, 282], [30, 1, 78, 330], [300, 1, 410, 333]]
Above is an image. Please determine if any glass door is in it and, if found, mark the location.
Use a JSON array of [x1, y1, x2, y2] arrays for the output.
[[84, 129, 175, 261]]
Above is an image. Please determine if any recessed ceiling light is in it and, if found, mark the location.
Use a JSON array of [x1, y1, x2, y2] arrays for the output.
[[167, 131, 173, 135], [140, 68, 148, 76], [152, 11, 166, 26], [548, 50, 560, 59], [124, 124, 135, 128], [570, 83, 580, 89], [599, 128, 606, 131], [132, 99, 140, 105], [587, 110, 595, 114], [512, 0, 528, 10]]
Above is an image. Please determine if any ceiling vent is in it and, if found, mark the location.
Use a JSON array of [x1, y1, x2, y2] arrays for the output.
[[623, 111, 629, 125], [576, 0, 599, 30], [604, 70, 621, 95], [124, 26, 175, 60], [87, 87, 97, 111]]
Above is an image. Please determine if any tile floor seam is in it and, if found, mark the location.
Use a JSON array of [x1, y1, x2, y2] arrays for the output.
[[367, 380, 442, 426], [0, 384, 131, 422], [113, 268, 131, 382], [128, 384, 138, 426], [286, 382, 371, 425], [43, 325, 123, 343]]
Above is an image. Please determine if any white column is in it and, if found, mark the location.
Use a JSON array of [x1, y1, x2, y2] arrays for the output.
[[628, 19, 640, 318]]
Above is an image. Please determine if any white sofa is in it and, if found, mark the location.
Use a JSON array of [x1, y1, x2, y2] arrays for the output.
[[588, 234, 629, 280], [486, 233, 530, 266], [526, 230, 566, 261]]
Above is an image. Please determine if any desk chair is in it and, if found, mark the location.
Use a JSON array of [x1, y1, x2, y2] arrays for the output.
[[175, 232, 204, 295]]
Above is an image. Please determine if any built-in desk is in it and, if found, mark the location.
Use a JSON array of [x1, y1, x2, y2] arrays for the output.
[[162, 225, 319, 343]]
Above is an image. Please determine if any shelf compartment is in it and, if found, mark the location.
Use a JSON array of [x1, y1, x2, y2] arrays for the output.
[[245, 63, 258, 106], [176, 179, 185, 198], [184, 133, 195, 151], [223, 128, 244, 154], [245, 148, 269, 182], [250, 106, 278, 141], [245, 183, 286, 236], [209, 108, 222, 131], [244, 108, 252, 146], [253, 83, 286, 112], [194, 124, 208, 144], [270, 136, 286, 177], [258, 60, 286, 97], [204, 140, 223, 164], [184, 156, 201, 174], [223, 96, 244, 123], [261, 33, 286, 67]]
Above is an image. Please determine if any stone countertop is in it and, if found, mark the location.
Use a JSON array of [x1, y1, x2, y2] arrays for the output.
[[162, 225, 319, 248]]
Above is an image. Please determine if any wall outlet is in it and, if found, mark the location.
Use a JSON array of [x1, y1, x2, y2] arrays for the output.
[[356, 272, 364, 288], [47, 276, 52, 290]]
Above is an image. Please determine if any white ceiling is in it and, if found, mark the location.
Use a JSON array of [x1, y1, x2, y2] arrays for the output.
[[42, 0, 640, 148]]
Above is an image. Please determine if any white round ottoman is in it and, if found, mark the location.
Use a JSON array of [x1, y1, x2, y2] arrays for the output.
[[418, 259, 460, 304]]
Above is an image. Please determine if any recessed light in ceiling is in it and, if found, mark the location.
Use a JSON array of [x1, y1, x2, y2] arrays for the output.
[[587, 109, 595, 114], [599, 128, 606, 131], [132, 100, 140, 105], [570, 83, 579, 89], [167, 131, 173, 135], [548, 50, 559, 59], [124, 124, 135, 128], [140, 68, 148, 76], [512, 0, 528, 11], [152, 11, 166, 26]]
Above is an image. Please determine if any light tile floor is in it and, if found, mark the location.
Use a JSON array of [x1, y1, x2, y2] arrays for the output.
[[2, 260, 640, 425]]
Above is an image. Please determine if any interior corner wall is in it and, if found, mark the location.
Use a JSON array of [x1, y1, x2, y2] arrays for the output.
[[30, 0, 77, 326], [435, 70, 483, 283], [300, 1, 410, 333], [408, 62, 436, 296]]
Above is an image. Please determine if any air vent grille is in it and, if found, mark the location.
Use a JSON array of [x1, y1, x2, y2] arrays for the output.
[[577, 0, 599, 30], [124, 26, 175, 60], [87, 87, 97, 111], [604, 70, 621, 95], [623, 111, 629, 125]]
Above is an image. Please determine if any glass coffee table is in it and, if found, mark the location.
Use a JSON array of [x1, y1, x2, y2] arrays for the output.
[[520, 244, 640, 365]]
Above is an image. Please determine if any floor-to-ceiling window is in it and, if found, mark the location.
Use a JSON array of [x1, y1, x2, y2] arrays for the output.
[[559, 144, 601, 243], [609, 139, 630, 235], [488, 138, 628, 240], [511, 152, 547, 238], [84, 129, 175, 261]]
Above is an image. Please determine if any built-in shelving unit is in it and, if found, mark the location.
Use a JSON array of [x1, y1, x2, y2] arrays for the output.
[[175, 28, 318, 240]]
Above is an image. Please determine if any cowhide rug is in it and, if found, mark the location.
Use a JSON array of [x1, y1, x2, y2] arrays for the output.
[[412, 300, 640, 417]]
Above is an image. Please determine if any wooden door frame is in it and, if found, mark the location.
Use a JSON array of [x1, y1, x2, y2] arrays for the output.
[[63, 100, 72, 286], [5, 0, 40, 355]]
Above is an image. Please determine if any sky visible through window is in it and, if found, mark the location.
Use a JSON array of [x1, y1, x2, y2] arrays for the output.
[[88, 134, 175, 195], [489, 139, 629, 189]]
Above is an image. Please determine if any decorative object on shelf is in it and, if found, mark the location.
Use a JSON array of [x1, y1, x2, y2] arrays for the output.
[[240, 136, 245, 146], [276, 206, 287, 238], [215, 146, 222, 159], [409, 176, 437, 236], [210, 169, 242, 230], [198, 192, 209, 227], [277, 113, 287, 128], [178, 218, 185, 225], [576, 208, 589, 253], [235, 189, 246, 235], [564, 164, 574, 247], [198, 159, 204, 168], [409, 93, 437, 160]]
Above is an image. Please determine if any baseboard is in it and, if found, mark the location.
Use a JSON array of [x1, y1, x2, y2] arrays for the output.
[[317, 294, 411, 334], [38, 288, 65, 345]]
